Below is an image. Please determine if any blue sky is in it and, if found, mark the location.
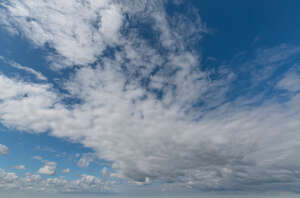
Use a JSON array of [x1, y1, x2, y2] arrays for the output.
[[0, 0, 300, 197]]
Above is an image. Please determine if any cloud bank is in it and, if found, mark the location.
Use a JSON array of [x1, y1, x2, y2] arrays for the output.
[[0, 168, 111, 193]]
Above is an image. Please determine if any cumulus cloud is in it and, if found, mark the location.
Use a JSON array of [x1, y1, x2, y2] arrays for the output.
[[37, 161, 56, 176], [0, 144, 8, 155], [37, 162, 56, 176], [0, 0, 300, 194], [0, 169, 110, 193], [33, 156, 56, 176], [0, 169, 18, 190]]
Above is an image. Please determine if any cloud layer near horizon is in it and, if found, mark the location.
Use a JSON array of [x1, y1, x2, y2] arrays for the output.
[[0, 168, 111, 193], [0, 0, 300, 193]]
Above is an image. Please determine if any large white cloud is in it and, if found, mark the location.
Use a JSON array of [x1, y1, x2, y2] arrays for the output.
[[0, 0, 300, 194], [1, 55, 300, 192]]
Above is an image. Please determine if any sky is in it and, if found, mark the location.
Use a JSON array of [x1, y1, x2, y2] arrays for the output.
[[0, 0, 300, 197]]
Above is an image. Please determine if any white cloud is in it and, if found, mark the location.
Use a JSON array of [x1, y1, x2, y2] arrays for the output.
[[32, 156, 43, 161], [37, 161, 56, 176], [0, 0, 123, 69], [0, 144, 8, 155], [13, 165, 26, 170], [0, 169, 18, 190], [61, 168, 70, 174], [236, 44, 300, 89], [33, 156, 56, 176], [0, 168, 110, 193], [1, 55, 300, 192], [35, 146, 56, 153], [277, 68, 300, 92], [77, 153, 96, 168]]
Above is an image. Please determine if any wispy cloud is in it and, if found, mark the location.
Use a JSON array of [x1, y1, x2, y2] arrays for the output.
[[277, 66, 300, 92], [0, 144, 8, 155], [77, 153, 96, 168], [61, 168, 70, 174], [0, 56, 47, 81], [13, 165, 26, 170]]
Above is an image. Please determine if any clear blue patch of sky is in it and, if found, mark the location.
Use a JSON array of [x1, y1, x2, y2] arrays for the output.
[[192, 0, 300, 62]]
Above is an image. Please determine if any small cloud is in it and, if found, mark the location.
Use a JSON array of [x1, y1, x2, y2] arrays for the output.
[[13, 165, 26, 170], [37, 161, 56, 176], [0, 144, 8, 155], [61, 168, 70, 174], [101, 167, 110, 184], [75, 153, 81, 158], [101, 167, 108, 177], [35, 146, 56, 153], [77, 153, 96, 168], [33, 156, 43, 161], [56, 152, 67, 158], [131, 177, 151, 186], [33, 156, 57, 175]]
